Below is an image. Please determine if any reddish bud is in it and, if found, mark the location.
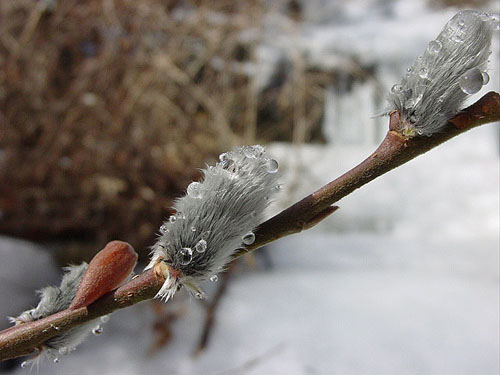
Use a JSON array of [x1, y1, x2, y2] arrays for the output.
[[69, 241, 138, 309]]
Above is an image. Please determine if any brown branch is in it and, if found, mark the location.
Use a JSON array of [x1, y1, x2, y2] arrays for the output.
[[0, 91, 499, 362], [236, 91, 500, 256]]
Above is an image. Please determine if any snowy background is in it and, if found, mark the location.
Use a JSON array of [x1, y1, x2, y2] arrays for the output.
[[1, 0, 499, 374]]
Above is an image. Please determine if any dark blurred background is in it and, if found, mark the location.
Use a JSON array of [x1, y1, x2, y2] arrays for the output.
[[0, 0, 334, 264]]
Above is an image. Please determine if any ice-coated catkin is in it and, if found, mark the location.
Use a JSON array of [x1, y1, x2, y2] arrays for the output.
[[10, 264, 103, 365], [386, 10, 497, 136], [148, 145, 280, 301]]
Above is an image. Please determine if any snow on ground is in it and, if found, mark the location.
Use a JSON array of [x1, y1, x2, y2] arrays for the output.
[[4, 232, 497, 375]]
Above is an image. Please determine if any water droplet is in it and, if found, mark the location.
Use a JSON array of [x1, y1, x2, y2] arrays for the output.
[[100, 315, 110, 323], [482, 71, 490, 85], [406, 67, 413, 73], [243, 146, 258, 158], [160, 224, 168, 234], [169, 215, 176, 223], [92, 325, 103, 335], [59, 347, 68, 355], [53, 357, 59, 363], [459, 68, 484, 94], [195, 292, 203, 299], [179, 247, 193, 265], [191, 226, 197, 232], [391, 84, 403, 94], [210, 275, 218, 282], [219, 152, 229, 162], [266, 159, 279, 173], [274, 184, 283, 191], [242, 232, 255, 245], [427, 40, 442, 54], [194, 239, 207, 253], [418, 68, 428, 79], [21, 361, 27, 368], [187, 182, 202, 198], [458, 19, 465, 27], [176, 211, 186, 220]]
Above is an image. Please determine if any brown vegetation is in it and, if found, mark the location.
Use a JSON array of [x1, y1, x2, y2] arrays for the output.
[[0, 0, 331, 260]]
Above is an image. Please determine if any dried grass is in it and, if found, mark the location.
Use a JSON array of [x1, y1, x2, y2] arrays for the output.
[[0, 0, 328, 260]]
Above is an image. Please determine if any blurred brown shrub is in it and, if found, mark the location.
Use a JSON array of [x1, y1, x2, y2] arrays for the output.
[[0, 0, 327, 261]]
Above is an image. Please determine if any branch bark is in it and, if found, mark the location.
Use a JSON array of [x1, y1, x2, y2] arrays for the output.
[[0, 91, 499, 362]]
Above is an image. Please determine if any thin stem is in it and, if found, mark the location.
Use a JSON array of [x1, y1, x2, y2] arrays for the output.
[[0, 91, 498, 362]]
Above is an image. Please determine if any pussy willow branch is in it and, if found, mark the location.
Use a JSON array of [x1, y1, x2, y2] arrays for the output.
[[0, 91, 499, 361]]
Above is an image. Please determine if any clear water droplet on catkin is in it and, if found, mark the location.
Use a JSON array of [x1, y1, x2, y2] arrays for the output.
[[179, 247, 193, 265], [242, 232, 255, 245], [459, 68, 484, 94]]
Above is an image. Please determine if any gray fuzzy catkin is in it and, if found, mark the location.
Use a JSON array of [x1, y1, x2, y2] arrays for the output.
[[386, 10, 497, 136], [10, 263, 101, 362], [147, 145, 280, 301]]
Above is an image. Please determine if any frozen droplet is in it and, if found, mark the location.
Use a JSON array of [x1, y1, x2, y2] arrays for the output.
[[219, 152, 229, 162], [243, 146, 258, 159], [266, 159, 279, 173], [191, 226, 197, 232], [459, 68, 483, 94], [100, 315, 110, 323], [210, 275, 218, 282], [53, 357, 59, 363], [242, 232, 255, 245], [160, 224, 168, 234], [92, 325, 103, 335], [391, 84, 403, 94], [59, 347, 68, 355], [21, 361, 27, 368], [418, 68, 428, 79], [169, 215, 176, 223], [427, 40, 442, 54], [179, 247, 193, 265], [481, 71, 490, 85], [187, 182, 202, 198], [194, 239, 207, 253]]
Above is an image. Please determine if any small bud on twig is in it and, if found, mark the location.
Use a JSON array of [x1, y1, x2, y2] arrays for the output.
[[70, 241, 138, 309], [8, 241, 137, 367]]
